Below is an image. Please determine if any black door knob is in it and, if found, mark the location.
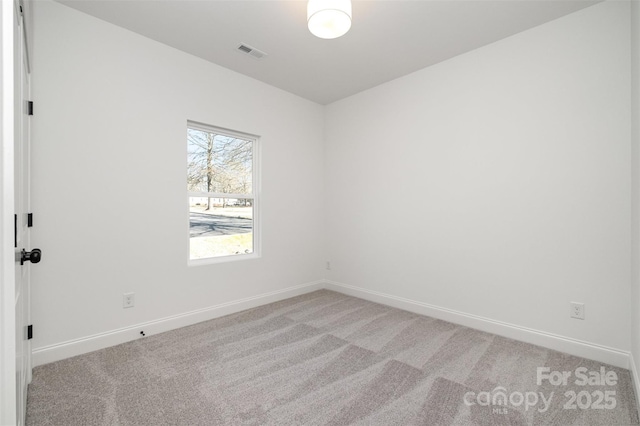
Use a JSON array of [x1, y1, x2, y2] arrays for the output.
[[21, 248, 41, 265]]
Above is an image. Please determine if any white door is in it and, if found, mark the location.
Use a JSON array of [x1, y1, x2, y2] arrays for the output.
[[0, 0, 32, 424], [14, 0, 33, 424]]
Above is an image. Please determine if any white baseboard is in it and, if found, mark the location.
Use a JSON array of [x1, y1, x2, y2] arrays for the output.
[[33, 279, 632, 370], [325, 280, 631, 369], [32, 280, 325, 367]]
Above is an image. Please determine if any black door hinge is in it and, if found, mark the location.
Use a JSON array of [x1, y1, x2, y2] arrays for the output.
[[27, 101, 33, 116], [27, 213, 33, 227], [27, 325, 33, 340]]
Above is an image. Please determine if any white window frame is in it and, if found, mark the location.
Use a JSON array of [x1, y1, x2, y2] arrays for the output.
[[187, 121, 261, 265]]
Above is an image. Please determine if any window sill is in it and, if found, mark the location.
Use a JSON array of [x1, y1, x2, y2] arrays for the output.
[[188, 252, 261, 267]]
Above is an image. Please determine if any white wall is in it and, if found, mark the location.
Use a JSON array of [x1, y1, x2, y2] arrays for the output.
[[30, 1, 325, 361], [31, 0, 635, 368], [325, 1, 631, 354], [630, 0, 640, 391]]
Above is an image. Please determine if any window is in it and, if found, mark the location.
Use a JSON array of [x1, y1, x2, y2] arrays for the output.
[[187, 122, 259, 263]]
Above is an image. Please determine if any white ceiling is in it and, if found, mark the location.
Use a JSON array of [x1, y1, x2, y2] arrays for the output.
[[56, 0, 601, 105]]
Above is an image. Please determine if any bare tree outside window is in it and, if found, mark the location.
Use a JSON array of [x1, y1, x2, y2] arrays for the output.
[[187, 124, 258, 261]]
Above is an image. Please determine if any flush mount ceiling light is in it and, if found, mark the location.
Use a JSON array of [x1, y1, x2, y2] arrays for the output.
[[307, 0, 352, 39]]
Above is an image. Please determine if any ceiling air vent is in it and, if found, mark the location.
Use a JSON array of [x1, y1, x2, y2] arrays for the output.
[[236, 43, 267, 60]]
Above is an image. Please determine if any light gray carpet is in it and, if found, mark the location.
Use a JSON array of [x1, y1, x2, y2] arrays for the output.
[[26, 290, 639, 425]]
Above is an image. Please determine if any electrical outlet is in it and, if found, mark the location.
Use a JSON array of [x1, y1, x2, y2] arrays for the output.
[[123, 293, 135, 309], [570, 302, 584, 320]]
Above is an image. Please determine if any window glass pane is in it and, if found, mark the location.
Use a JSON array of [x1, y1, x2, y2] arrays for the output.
[[187, 129, 253, 195], [187, 123, 257, 262], [189, 197, 253, 260]]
